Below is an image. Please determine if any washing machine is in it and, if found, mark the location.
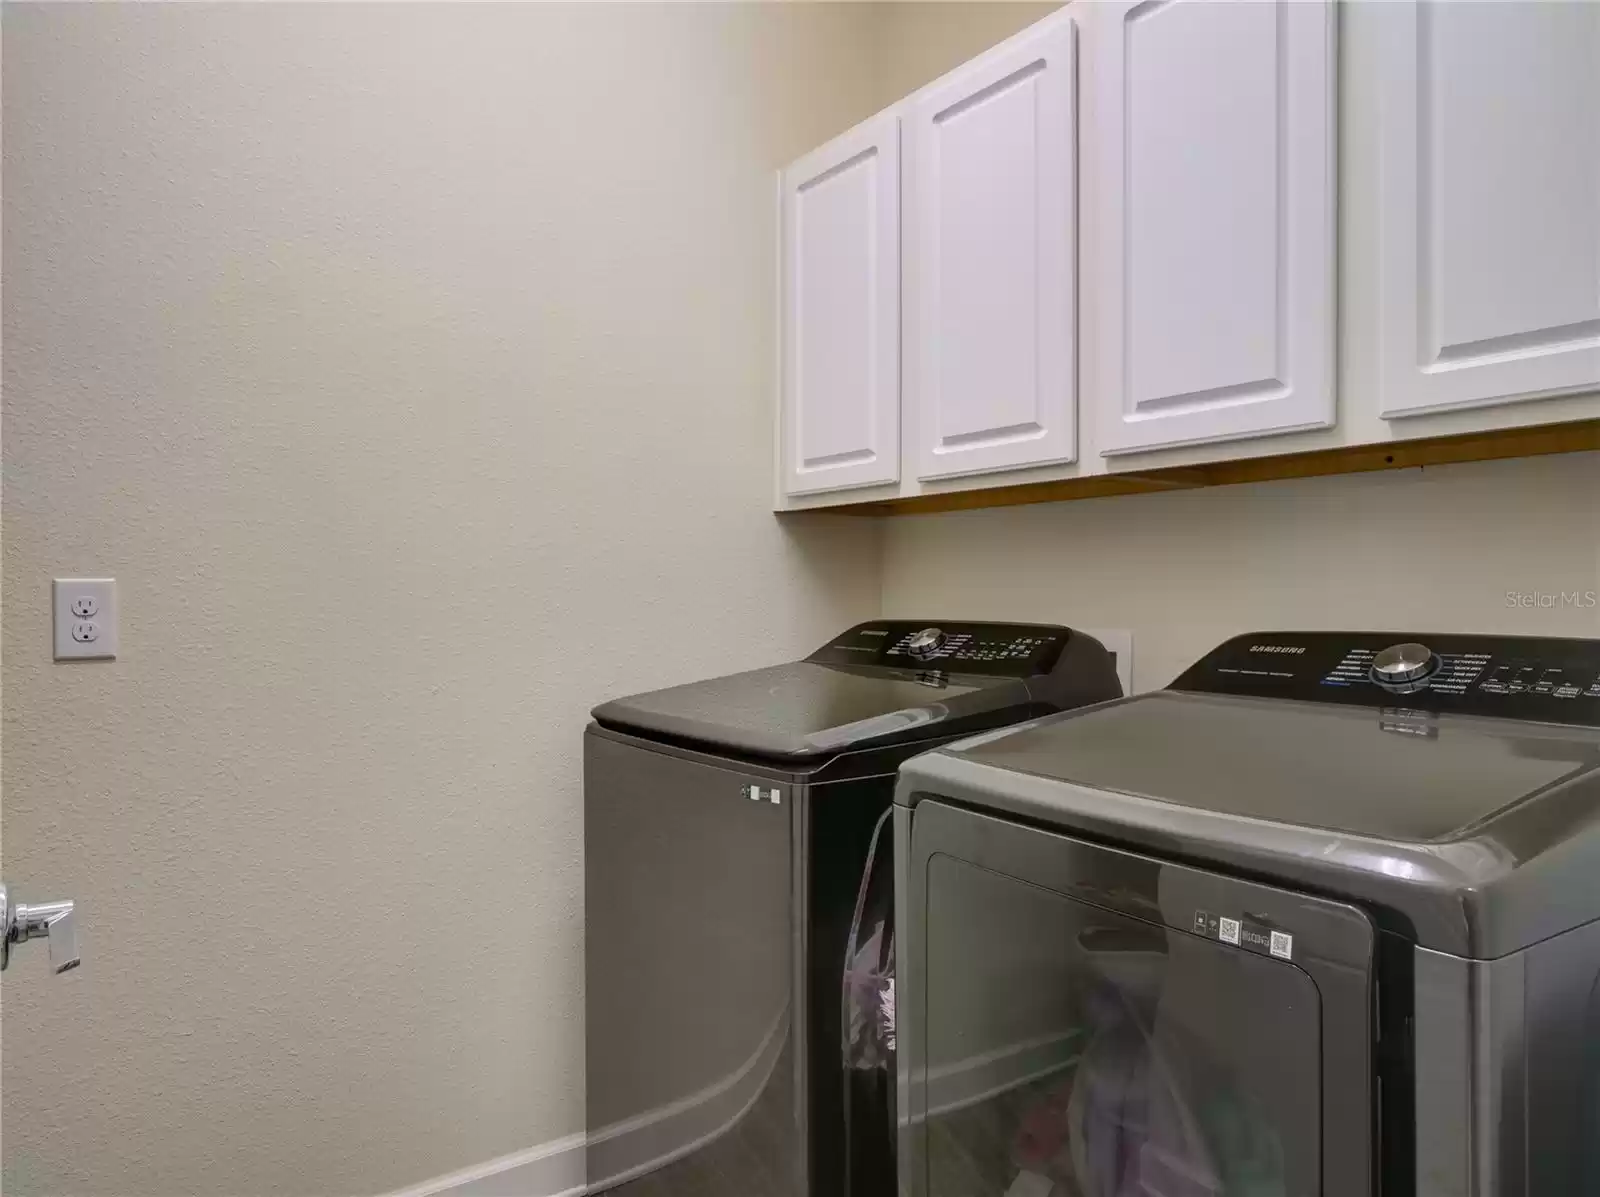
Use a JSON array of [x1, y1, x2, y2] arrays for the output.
[[584, 620, 1122, 1197], [894, 630, 1600, 1197]]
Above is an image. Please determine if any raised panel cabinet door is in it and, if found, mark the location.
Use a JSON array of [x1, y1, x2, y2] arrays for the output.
[[781, 113, 901, 497], [1093, 0, 1336, 456], [907, 12, 1078, 481], [1377, 0, 1600, 418]]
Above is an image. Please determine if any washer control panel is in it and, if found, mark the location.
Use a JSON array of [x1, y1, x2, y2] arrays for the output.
[[1368, 642, 1441, 692], [811, 621, 1072, 677], [1172, 632, 1600, 726]]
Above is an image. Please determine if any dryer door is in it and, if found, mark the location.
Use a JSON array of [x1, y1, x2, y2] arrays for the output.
[[897, 801, 1375, 1197]]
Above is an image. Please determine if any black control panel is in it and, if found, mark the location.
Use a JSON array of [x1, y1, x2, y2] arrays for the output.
[[809, 620, 1071, 678], [1171, 632, 1600, 727]]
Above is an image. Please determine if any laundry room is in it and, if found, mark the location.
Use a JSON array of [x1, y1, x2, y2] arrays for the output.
[[3, 4, 1598, 1197]]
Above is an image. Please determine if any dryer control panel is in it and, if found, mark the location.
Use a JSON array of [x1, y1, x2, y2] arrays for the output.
[[1172, 632, 1600, 726]]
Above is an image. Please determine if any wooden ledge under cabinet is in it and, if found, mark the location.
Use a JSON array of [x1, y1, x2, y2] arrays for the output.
[[792, 419, 1600, 517]]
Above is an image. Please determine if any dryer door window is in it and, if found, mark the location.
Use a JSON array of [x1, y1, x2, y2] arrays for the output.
[[924, 855, 1319, 1197], [900, 801, 1375, 1197]]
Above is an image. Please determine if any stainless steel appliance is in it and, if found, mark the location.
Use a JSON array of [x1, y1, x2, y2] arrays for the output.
[[584, 621, 1122, 1197], [895, 631, 1600, 1197]]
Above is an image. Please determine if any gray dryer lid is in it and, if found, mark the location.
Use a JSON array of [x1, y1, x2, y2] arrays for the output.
[[896, 631, 1600, 959], [949, 690, 1600, 843]]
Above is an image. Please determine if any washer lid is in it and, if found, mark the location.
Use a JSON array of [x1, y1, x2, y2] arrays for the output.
[[592, 661, 994, 759], [956, 690, 1600, 843], [590, 620, 1109, 760]]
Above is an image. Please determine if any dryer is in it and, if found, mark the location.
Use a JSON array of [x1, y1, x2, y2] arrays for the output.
[[894, 631, 1600, 1197], [585, 620, 1122, 1197]]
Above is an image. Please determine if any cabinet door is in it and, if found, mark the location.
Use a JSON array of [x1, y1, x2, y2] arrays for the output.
[[1377, 1, 1600, 418], [1093, 0, 1336, 456], [780, 114, 900, 497], [906, 13, 1078, 480]]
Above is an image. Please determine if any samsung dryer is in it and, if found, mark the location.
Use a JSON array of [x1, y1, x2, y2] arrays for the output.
[[894, 631, 1600, 1197], [585, 621, 1122, 1197]]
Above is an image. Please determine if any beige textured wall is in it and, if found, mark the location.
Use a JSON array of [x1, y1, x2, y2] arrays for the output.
[[13, 2, 1590, 1194], [869, 1, 1061, 103], [1, 5, 885, 1195], [883, 453, 1600, 691]]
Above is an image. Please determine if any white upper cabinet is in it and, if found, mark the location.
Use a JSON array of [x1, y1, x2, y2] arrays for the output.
[[906, 13, 1079, 480], [1092, 0, 1336, 456], [780, 113, 901, 496], [1376, 0, 1600, 419]]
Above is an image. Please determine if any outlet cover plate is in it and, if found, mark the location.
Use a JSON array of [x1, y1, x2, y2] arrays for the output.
[[54, 578, 118, 661]]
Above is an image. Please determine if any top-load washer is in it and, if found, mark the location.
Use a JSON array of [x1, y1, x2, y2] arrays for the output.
[[894, 630, 1600, 1197], [584, 620, 1122, 1197]]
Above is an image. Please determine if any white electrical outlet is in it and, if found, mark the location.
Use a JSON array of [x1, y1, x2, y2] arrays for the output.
[[54, 578, 118, 661]]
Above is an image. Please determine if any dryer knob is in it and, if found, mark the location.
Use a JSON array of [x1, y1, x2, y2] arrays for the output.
[[906, 628, 947, 658], [1371, 642, 1441, 692]]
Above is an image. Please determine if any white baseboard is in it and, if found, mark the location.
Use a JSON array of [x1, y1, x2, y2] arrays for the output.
[[385, 1022, 1072, 1195], [585, 1005, 788, 1192], [383, 1007, 787, 1197], [381, 1133, 586, 1197]]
